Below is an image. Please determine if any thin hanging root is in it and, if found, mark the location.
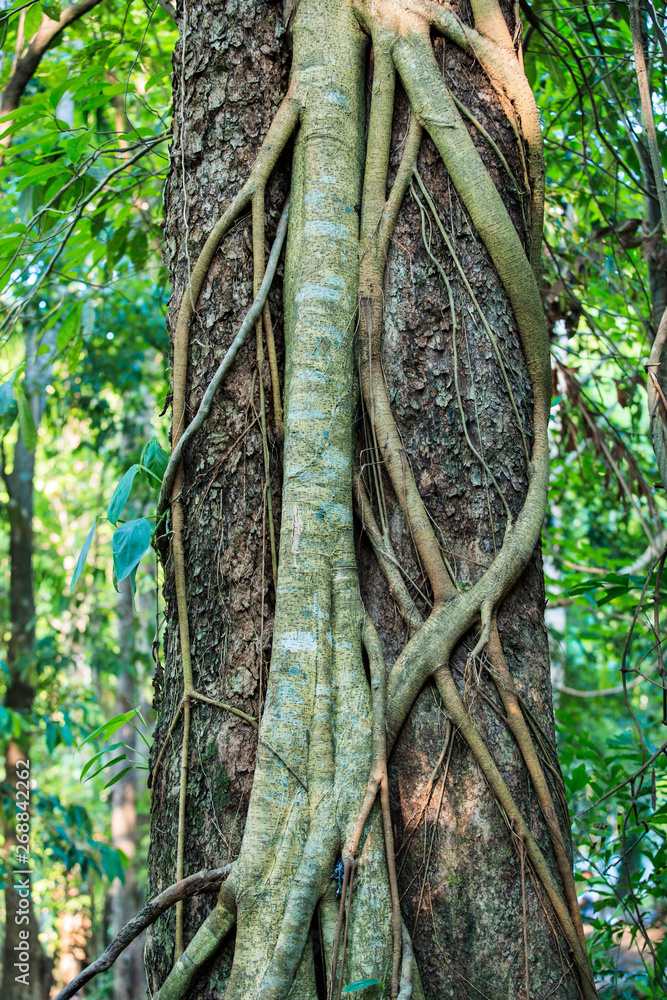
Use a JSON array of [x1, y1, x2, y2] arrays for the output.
[[157, 200, 291, 520], [354, 473, 423, 631], [411, 181, 515, 527], [486, 620, 588, 952], [412, 171, 529, 468], [337, 865, 355, 1000], [467, 598, 493, 662], [253, 186, 278, 584], [263, 301, 284, 435], [411, 732, 453, 939], [149, 693, 257, 790], [397, 721, 452, 865], [432, 666, 597, 999], [397, 920, 414, 1000], [331, 617, 402, 998], [174, 696, 191, 956], [328, 860, 351, 1000]]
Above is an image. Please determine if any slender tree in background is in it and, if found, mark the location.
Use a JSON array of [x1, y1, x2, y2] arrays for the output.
[[1, 322, 55, 1000], [144, 1, 595, 998]]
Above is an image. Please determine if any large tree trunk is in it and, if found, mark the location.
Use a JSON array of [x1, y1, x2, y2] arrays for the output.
[[146, 2, 289, 992], [146, 2, 593, 998]]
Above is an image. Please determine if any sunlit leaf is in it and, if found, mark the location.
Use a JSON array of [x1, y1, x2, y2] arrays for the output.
[[70, 519, 97, 593], [112, 518, 152, 582], [107, 465, 140, 525]]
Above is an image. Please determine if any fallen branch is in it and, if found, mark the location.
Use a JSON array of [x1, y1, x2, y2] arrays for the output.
[[52, 866, 233, 1000]]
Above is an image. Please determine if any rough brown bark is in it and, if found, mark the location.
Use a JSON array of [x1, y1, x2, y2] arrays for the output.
[[146, 1, 290, 993], [147, 2, 580, 998]]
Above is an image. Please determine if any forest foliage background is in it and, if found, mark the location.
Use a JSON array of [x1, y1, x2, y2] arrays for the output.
[[1, 0, 667, 996]]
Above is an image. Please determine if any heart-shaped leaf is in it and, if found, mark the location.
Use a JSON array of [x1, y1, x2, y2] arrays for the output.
[[112, 518, 152, 583]]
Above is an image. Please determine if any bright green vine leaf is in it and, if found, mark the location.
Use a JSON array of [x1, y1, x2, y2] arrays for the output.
[[107, 464, 141, 525], [70, 518, 97, 592], [111, 517, 152, 583], [342, 980, 380, 994], [141, 436, 168, 484]]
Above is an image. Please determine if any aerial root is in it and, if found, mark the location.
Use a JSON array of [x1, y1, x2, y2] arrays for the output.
[[157, 200, 291, 520], [163, 85, 298, 960], [364, 617, 402, 999], [467, 598, 493, 662], [149, 693, 258, 790], [54, 866, 234, 1000], [486, 619, 588, 952], [328, 856, 356, 1000], [433, 666, 597, 998], [354, 473, 422, 631], [258, 811, 339, 1000], [153, 886, 237, 1000], [354, 7, 595, 991], [358, 79, 455, 608], [409, 0, 545, 277], [252, 185, 278, 585]]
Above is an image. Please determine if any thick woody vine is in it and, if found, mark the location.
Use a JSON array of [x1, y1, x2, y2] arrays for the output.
[[60, 1, 600, 999]]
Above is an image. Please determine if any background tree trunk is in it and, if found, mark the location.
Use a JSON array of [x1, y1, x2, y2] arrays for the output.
[[110, 578, 146, 1000], [2, 323, 55, 1000], [147, 2, 581, 997]]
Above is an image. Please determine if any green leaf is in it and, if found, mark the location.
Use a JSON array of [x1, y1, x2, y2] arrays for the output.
[[112, 518, 152, 583], [41, 0, 61, 19], [78, 710, 136, 749], [70, 519, 97, 593], [129, 229, 148, 270], [0, 706, 13, 735], [100, 844, 125, 882], [57, 303, 82, 353], [83, 754, 127, 784], [103, 765, 134, 789], [17, 186, 32, 223], [141, 437, 168, 485], [65, 131, 90, 165], [107, 465, 140, 525], [342, 980, 380, 994], [15, 385, 37, 451], [23, 3, 43, 39], [46, 720, 60, 753], [0, 379, 17, 435], [566, 763, 589, 794], [67, 335, 83, 376], [80, 742, 124, 781]]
